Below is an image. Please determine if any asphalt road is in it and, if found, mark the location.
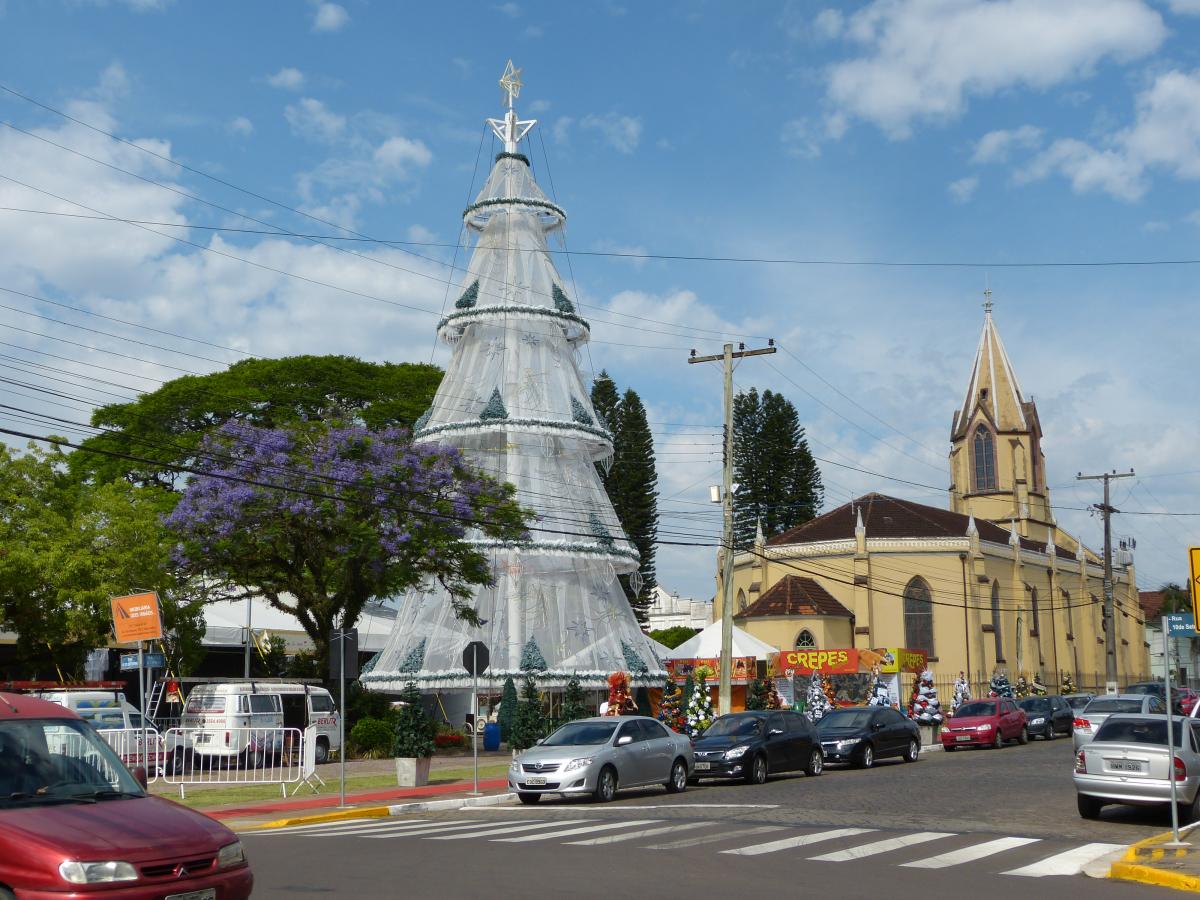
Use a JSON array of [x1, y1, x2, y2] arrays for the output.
[[240, 739, 1173, 898]]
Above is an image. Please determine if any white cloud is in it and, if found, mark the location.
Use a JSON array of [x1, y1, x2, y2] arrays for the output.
[[947, 175, 979, 202], [523, 24, 544, 38], [827, 0, 1166, 139], [311, 2, 349, 32], [494, 2, 521, 17], [1166, 0, 1200, 12], [228, 116, 253, 136], [972, 125, 1043, 164], [1141, 220, 1169, 232], [373, 136, 433, 171], [267, 67, 305, 90], [528, 99, 551, 113], [551, 117, 574, 145], [406, 224, 437, 244], [780, 118, 822, 159], [451, 57, 471, 78], [580, 113, 642, 154], [814, 8, 844, 39], [284, 98, 346, 142], [1186, 209, 1200, 226]]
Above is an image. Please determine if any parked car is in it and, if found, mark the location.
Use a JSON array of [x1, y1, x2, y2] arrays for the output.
[[1017, 695, 1074, 740], [1075, 714, 1200, 822], [1126, 681, 1166, 700], [508, 716, 693, 804], [1073, 694, 1165, 750], [816, 706, 922, 768], [1064, 693, 1096, 712], [0, 692, 253, 898], [940, 698, 1028, 750], [1174, 688, 1199, 716], [691, 710, 823, 784]]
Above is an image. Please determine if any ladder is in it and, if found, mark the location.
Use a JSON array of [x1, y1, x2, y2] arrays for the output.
[[145, 679, 167, 726]]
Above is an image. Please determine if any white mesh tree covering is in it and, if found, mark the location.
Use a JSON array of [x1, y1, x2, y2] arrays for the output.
[[364, 77, 664, 691]]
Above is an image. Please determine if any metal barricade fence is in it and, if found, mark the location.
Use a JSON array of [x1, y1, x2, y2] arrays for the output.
[[162, 726, 305, 799], [97, 727, 164, 783]]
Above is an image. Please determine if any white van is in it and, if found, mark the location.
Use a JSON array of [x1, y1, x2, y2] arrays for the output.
[[32, 689, 163, 772], [177, 681, 341, 767]]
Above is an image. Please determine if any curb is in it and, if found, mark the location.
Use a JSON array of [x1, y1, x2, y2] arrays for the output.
[[254, 792, 516, 830], [1107, 823, 1200, 892], [919, 744, 943, 754]]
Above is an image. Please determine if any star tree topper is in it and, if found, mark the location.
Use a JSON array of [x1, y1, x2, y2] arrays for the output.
[[487, 60, 536, 153]]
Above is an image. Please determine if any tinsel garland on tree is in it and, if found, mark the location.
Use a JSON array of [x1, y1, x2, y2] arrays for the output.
[[989, 671, 1014, 699], [805, 671, 832, 722], [479, 388, 508, 421], [951, 672, 971, 713], [519, 638, 547, 672], [455, 279, 479, 309], [1031, 673, 1047, 696], [657, 676, 686, 733], [398, 638, 426, 673], [621, 640, 648, 673], [908, 667, 944, 725], [414, 409, 432, 432], [685, 665, 714, 734], [1014, 674, 1029, 699], [1061, 671, 1077, 694], [553, 284, 575, 314]]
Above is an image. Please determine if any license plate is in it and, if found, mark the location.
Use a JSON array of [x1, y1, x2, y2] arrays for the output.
[[695, 762, 712, 770], [524, 776, 547, 785], [1108, 760, 1144, 773], [955, 735, 971, 742], [166, 891, 216, 900]]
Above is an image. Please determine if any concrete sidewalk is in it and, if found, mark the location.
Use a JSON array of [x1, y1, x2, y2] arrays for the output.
[[1109, 823, 1200, 892]]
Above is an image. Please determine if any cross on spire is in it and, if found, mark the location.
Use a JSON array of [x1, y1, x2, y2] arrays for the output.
[[983, 286, 993, 316], [487, 59, 537, 153]]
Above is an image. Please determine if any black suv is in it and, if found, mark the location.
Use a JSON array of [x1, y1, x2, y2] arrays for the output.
[[691, 711, 823, 784]]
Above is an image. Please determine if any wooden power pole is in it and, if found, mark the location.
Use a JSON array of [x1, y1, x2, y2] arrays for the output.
[[1076, 468, 1135, 692]]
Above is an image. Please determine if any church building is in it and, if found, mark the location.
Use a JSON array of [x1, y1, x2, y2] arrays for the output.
[[724, 300, 1149, 694]]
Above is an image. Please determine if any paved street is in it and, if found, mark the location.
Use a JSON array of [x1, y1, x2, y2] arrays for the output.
[[240, 740, 1173, 897]]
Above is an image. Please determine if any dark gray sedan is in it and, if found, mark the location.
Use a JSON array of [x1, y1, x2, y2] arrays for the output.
[[1017, 695, 1074, 740]]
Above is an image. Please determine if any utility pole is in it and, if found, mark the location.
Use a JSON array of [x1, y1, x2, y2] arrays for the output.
[[1077, 468, 1135, 692], [688, 339, 776, 715]]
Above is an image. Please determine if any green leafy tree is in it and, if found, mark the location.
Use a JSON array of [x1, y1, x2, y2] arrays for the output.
[[732, 388, 823, 548], [498, 676, 519, 745], [649, 626, 700, 649], [393, 682, 435, 759], [70, 355, 442, 488], [1159, 583, 1193, 615], [561, 675, 587, 723], [510, 675, 547, 751], [254, 635, 289, 678]]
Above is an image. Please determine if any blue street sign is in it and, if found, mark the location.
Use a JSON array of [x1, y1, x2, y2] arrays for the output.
[[1165, 613, 1198, 637], [119, 652, 165, 671], [119, 654, 138, 671]]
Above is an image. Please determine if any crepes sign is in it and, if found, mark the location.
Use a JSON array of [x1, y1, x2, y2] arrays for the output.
[[773, 647, 927, 678]]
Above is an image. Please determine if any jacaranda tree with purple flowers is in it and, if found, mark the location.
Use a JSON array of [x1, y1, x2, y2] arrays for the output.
[[165, 421, 530, 672]]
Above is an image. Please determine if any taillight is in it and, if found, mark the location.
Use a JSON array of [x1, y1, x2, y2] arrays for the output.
[[1073, 718, 1091, 731], [1075, 750, 1087, 773], [1175, 756, 1187, 781]]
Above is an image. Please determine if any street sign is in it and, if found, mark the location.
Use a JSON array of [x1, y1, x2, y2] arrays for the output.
[[120, 652, 164, 671], [462, 641, 490, 676], [1166, 613, 1199, 637], [1190, 547, 1200, 622], [110, 592, 163, 643]]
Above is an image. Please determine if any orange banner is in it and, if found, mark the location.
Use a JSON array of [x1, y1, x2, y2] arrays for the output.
[[110, 592, 163, 643], [666, 657, 757, 683], [774, 647, 928, 677]]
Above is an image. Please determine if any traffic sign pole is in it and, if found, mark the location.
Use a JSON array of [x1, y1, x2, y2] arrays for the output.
[[461, 641, 490, 798]]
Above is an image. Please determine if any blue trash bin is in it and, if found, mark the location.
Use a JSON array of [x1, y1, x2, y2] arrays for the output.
[[483, 722, 501, 751]]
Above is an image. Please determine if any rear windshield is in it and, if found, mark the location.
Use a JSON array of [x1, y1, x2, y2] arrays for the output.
[[1018, 698, 1051, 713], [1085, 698, 1143, 714], [954, 701, 997, 717], [1094, 718, 1183, 746], [185, 695, 226, 714]]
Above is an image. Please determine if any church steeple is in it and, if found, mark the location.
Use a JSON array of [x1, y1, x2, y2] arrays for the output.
[[949, 292, 1055, 543]]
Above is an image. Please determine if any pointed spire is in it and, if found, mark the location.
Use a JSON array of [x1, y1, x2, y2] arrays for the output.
[[754, 517, 765, 547], [1075, 534, 1087, 562], [966, 514, 978, 537], [954, 290, 1028, 437], [855, 508, 865, 535], [1009, 519, 1021, 547]]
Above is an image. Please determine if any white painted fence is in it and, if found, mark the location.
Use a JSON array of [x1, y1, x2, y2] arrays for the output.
[[162, 726, 305, 798], [97, 727, 164, 782]]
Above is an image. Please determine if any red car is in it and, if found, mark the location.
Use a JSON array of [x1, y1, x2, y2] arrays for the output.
[[0, 692, 253, 899], [940, 697, 1029, 750]]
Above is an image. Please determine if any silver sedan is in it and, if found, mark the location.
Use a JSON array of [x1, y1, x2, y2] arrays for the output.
[[1072, 694, 1166, 750], [508, 716, 693, 804]]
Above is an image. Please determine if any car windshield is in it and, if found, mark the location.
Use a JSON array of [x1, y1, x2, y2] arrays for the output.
[[703, 716, 763, 738], [1094, 718, 1183, 746], [954, 701, 997, 717], [0, 718, 144, 806], [1018, 698, 1050, 713], [1084, 698, 1143, 714], [817, 709, 872, 732], [541, 722, 618, 747], [1126, 684, 1162, 695]]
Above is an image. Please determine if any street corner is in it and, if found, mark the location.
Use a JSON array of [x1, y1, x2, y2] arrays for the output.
[[248, 805, 395, 831], [1108, 825, 1200, 893]]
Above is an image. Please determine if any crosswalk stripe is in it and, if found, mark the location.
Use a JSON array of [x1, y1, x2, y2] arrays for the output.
[[494, 819, 661, 843], [305, 820, 433, 837], [245, 818, 418, 836], [361, 821, 489, 839], [901, 836, 1040, 869], [429, 821, 590, 840], [645, 825, 787, 851], [809, 832, 955, 862], [722, 828, 875, 857], [1001, 842, 1126, 878], [565, 821, 714, 846]]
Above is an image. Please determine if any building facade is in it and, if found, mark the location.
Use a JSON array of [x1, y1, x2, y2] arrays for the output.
[[644, 586, 712, 632], [724, 303, 1150, 693]]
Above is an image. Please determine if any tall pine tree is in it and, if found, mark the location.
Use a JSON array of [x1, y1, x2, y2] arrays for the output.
[[732, 388, 823, 548], [590, 371, 621, 495]]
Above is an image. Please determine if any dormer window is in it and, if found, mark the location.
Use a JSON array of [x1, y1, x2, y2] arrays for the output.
[[972, 425, 997, 491]]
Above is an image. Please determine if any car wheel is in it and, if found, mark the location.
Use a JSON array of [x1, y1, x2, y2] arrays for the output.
[[1044, 725, 1055, 741], [594, 766, 617, 803], [1179, 788, 1200, 825], [1077, 794, 1104, 819], [855, 744, 875, 769], [665, 758, 688, 794], [315, 738, 329, 764], [517, 792, 541, 805], [944, 744, 956, 752], [1017, 727, 1029, 746], [746, 754, 768, 785], [992, 730, 1003, 750], [805, 748, 823, 776], [903, 738, 919, 762]]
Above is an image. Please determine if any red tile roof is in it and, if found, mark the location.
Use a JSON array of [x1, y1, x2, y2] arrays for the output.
[[736, 575, 853, 619], [1139, 591, 1165, 619]]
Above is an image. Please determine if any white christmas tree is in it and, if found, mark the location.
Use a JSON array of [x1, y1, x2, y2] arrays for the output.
[[909, 668, 943, 725], [989, 671, 1014, 698], [686, 667, 714, 734], [805, 671, 832, 723], [365, 62, 662, 694], [867, 667, 891, 707], [951, 672, 971, 713]]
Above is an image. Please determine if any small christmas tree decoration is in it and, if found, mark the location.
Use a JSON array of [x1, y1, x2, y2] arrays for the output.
[[455, 279, 480, 309], [805, 671, 833, 722], [746, 678, 772, 710], [908, 668, 944, 725], [1014, 674, 1029, 699], [479, 387, 508, 421], [1061, 671, 1077, 694], [1031, 673, 1047, 696], [552, 283, 575, 314], [686, 665, 715, 734], [657, 677, 686, 733], [589, 513, 616, 552], [989, 670, 1014, 699], [393, 682, 435, 759], [867, 666, 891, 707], [519, 638, 547, 672], [951, 672, 971, 713], [571, 396, 594, 426], [603, 671, 637, 716], [622, 640, 648, 673], [510, 675, 547, 750], [498, 675, 518, 744], [562, 675, 587, 722]]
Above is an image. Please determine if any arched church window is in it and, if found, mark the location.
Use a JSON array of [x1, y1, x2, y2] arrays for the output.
[[1030, 585, 1040, 635], [991, 581, 1004, 661], [903, 577, 935, 656], [795, 630, 817, 650], [973, 426, 997, 491], [737, 589, 747, 612], [1062, 589, 1072, 637]]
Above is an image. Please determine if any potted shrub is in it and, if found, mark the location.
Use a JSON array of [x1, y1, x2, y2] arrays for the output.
[[393, 682, 435, 787]]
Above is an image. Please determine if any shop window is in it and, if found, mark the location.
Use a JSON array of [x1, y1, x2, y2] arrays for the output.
[[903, 577, 934, 656], [991, 581, 1004, 661], [795, 630, 817, 650], [973, 426, 997, 491]]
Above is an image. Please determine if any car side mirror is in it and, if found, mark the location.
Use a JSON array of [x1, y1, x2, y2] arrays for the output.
[[133, 766, 148, 790], [872, 721, 884, 731], [616, 735, 633, 746], [768, 728, 784, 736], [535, 738, 544, 745]]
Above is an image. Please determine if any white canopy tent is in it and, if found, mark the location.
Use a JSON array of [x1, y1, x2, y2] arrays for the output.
[[201, 597, 398, 654], [665, 621, 779, 661]]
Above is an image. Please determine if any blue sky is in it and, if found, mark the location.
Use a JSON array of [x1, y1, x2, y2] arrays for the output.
[[0, 0, 1197, 604]]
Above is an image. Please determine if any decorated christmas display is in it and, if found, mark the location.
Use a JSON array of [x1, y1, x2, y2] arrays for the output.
[[1031, 673, 1047, 696], [686, 665, 715, 735], [951, 672, 971, 713], [365, 62, 662, 701], [657, 677, 686, 733], [603, 671, 637, 716], [805, 671, 833, 722], [866, 666, 892, 707], [1014, 674, 1029, 699], [765, 680, 784, 710], [561, 675, 587, 722], [497, 675, 518, 744], [510, 674, 547, 751], [746, 677, 773, 710], [908, 668, 944, 725], [1061, 671, 1077, 694], [989, 671, 1014, 699]]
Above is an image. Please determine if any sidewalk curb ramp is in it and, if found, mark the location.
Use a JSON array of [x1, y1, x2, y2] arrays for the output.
[[255, 792, 517, 830], [1108, 823, 1200, 893]]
